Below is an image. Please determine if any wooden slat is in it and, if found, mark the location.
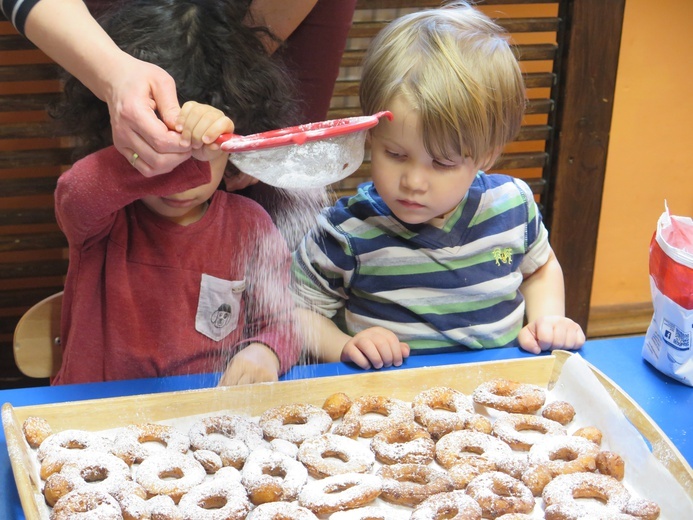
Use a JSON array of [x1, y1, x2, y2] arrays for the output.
[[0, 121, 65, 139], [0, 93, 62, 113], [0, 259, 69, 280], [0, 287, 66, 309], [0, 34, 36, 51], [0, 149, 73, 170], [0, 64, 62, 82], [0, 208, 58, 226], [0, 175, 59, 197], [0, 232, 67, 253]]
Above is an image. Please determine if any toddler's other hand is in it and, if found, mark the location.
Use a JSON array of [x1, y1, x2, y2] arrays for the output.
[[176, 101, 234, 161], [518, 315, 586, 355], [341, 327, 410, 369], [217, 343, 280, 386]]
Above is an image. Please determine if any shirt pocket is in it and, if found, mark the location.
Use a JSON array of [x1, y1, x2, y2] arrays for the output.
[[195, 273, 245, 341]]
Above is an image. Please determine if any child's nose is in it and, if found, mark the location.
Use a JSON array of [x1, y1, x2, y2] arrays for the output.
[[400, 167, 427, 191]]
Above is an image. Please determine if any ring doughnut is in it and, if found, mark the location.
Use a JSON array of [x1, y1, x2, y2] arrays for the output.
[[412, 387, 474, 439], [435, 430, 512, 470], [330, 505, 411, 520], [37, 430, 111, 479], [178, 473, 251, 520], [492, 413, 566, 451], [465, 471, 535, 517], [595, 451, 625, 481], [259, 403, 332, 445], [298, 472, 382, 515], [22, 416, 52, 448], [323, 392, 353, 420], [333, 396, 414, 438], [50, 488, 122, 520], [543, 472, 660, 520], [370, 422, 435, 465], [118, 493, 180, 520], [541, 401, 576, 425], [572, 426, 603, 446], [134, 451, 206, 503], [112, 423, 190, 465], [241, 447, 308, 504], [410, 489, 482, 520], [377, 463, 454, 507], [472, 379, 546, 414], [297, 433, 374, 478], [246, 501, 319, 520], [193, 449, 223, 474], [189, 415, 264, 468], [528, 436, 599, 476]]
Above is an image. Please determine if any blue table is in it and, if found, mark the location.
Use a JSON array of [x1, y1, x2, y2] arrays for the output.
[[1, 335, 691, 519]]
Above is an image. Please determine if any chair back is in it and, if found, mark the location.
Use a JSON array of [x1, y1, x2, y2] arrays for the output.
[[13, 291, 63, 378]]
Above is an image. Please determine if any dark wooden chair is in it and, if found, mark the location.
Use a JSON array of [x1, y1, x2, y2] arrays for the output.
[[0, 0, 625, 386]]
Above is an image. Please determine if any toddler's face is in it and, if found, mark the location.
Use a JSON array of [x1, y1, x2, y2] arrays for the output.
[[369, 97, 480, 225], [140, 154, 227, 225]]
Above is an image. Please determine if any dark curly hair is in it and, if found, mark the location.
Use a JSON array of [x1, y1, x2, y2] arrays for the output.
[[51, 0, 301, 159]]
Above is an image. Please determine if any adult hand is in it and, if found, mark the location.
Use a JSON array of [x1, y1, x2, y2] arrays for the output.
[[218, 343, 280, 386], [517, 315, 586, 354], [341, 326, 410, 369]]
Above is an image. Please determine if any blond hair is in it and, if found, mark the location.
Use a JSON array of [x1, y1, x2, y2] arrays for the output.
[[359, 1, 525, 169]]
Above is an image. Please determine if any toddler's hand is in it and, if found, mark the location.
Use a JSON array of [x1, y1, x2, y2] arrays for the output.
[[176, 101, 234, 162], [217, 343, 280, 386], [341, 327, 410, 369], [518, 315, 586, 354]]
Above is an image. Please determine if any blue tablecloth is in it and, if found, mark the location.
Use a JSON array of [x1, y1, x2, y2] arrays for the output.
[[1, 335, 691, 519]]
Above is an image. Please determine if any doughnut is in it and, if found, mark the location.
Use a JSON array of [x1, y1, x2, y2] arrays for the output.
[[543, 472, 660, 520], [189, 414, 264, 468], [528, 435, 599, 477], [37, 429, 111, 479], [435, 430, 512, 470], [596, 451, 625, 481], [134, 451, 206, 503], [572, 426, 603, 446], [297, 433, 374, 478], [298, 472, 382, 515], [193, 449, 223, 474], [472, 378, 546, 414], [22, 416, 52, 448], [462, 414, 493, 435], [333, 395, 414, 438], [520, 464, 553, 496], [541, 401, 576, 425], [241, 447, 308, 504], [270, 438, 299, 459], [50, 488, 122, 520], [465, 471, 535, 517], [112, 423, 190, 465], [412, 387, 474, 439], [496, 515, 534, 520], [42, 451, 135, 506], [246, 501, 319, 520], [323, 392, 353, 420], [178, 473, 251, 520], [119, 493, 181, 520], [330, 506, 411, 520], [259, 403, 332, 445], [377, 463, 454, 507], [370, 422, 435, 465], [448, 463, 484, 490], [410, 489, 483, 520], [492, 412, 566, 451]]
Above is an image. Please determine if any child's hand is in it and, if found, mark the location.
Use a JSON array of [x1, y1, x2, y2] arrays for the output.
[[518, 315, 586, 354], [340, 327, 410, 369], [176, 101, 234, 162], [217, 343, 280, 386]]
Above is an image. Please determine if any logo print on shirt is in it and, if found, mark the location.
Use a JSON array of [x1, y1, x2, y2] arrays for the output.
[[492, 247, 514, 266], [211, 303, 232, 329]]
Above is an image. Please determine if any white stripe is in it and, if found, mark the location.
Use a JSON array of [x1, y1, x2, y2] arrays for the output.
[[11, 0, 27, 27]]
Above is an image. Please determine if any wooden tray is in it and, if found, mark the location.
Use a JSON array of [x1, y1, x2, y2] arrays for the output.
[[3, 351, 692, 519]]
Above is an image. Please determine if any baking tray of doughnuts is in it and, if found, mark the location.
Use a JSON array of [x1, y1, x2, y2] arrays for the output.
[[3, 351, 692, 519]]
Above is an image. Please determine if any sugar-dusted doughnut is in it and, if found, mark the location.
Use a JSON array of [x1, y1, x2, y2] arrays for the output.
[[188, 414, 264, 468], [378, 463, 454, 507], [37, 429, 111, 479], [447, 462, 484, 490], [22, 416, 52, 448], [541, 401, 576, 425], [112, 423, 190, 465], [50, 488, 122, 520], [520, 463, 553, 496], [119, 492, 182, 520], [241, 447, 308, 504], [297, 433, 374, 478], [333, 395, 414, 438], [192, 449, 223, 474], [435, 430, 513, 470], [134, 451, 206, 503], [595, 451, 625, 481], [572, 425, 603, 446], [465, 471, 535, 517], [543, 472, 660, 520], [178, 470, 251, 520], [472, 378, 546, 414], [528, 435, 599, 477], [322, 392, 353, 420], [246, 501, 319, 520], [492, 412, 566, 451], [412, 386, 474, 439], [410, 489, 483, 520], [298, 472, 382, 515], [330, 506, 411, 520], [370, 422, 435, 465], [259, 403, 332, 445]]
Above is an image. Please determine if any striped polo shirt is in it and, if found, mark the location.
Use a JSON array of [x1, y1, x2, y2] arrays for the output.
[[292, 172, 551, 352]]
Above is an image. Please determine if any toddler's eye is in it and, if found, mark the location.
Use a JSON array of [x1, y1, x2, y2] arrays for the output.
[[385, 150, 405, 160]]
